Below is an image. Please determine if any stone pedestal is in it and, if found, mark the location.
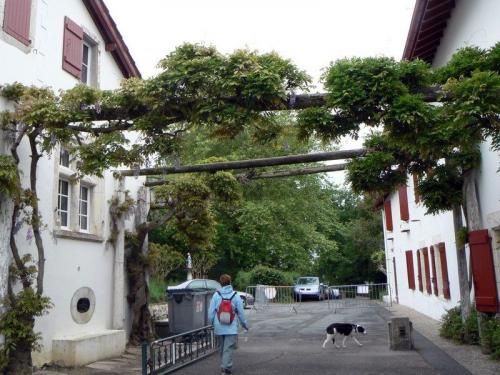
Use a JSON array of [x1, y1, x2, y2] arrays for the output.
[[388, 317, 413, 350]]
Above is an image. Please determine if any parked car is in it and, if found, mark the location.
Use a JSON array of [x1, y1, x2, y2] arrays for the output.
[[167, 279, 255, 308], [293, 276, 327, 301]]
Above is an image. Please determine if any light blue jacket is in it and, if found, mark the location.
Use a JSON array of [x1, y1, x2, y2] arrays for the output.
[[208, 285, 248, 335]]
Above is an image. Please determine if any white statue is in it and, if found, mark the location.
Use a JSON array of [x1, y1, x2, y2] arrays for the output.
[[187, 252, 192, 269]]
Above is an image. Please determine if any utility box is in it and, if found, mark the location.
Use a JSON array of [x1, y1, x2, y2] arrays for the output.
[[388, 317, 413, 350], [166, 289, 208, 334]]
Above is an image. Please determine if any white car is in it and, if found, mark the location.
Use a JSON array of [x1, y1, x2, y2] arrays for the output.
[[293, 276, 327, 301], [167, 279, 255, 308]]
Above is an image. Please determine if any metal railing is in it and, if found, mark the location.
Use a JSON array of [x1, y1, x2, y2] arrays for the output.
[[245, 283, 391, 314], [246, 285, 299, 313], [142, 325, 219, 375], [327, 283, 391, 312]]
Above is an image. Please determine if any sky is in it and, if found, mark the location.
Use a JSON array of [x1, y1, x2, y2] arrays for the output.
[[105, 0, 417, 184]]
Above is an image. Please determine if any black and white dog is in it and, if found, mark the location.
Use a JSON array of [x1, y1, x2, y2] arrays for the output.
[[322, 323, 367, 349]]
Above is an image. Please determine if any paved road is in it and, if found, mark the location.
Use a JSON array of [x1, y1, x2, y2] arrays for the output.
[[180, 302, 471, 375], [38, 302, 474, 375]]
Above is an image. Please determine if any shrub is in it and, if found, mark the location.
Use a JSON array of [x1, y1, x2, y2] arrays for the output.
[[440, 306, 463, 342], [481, 317, 500, 360], [439, 306, 479, 344], [234, 270, 252, 291], [249, 265, 292, 286], [465, 308, 480, 345]]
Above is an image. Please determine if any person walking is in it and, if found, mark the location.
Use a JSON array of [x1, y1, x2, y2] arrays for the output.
[[209, 274, 249, 375]]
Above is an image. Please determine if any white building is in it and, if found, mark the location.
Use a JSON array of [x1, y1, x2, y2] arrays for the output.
[[384, 0, 500, 320], [0, 0, 144, 366]]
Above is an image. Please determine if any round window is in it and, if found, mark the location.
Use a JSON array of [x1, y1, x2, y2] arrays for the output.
[[77, 297, 91, 313], [70, 287, 95, 324]]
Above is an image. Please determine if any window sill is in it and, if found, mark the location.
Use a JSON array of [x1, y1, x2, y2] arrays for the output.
[[54, 229, 104, 243]]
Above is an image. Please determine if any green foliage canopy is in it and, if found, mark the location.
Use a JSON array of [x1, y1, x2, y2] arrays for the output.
[[299, 44, 500, 213]]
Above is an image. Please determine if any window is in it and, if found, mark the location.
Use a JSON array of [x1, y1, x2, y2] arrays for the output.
[[188, 280, 207, 289], [422, 247, 432, 294], [417, 249, 423, 292], [60, 148, 70, 167], [398, 184, 409, 221], [437, 243, 451, 299], [206, 280, 222, 290], [430, 246, 439, 296], [81, 42, 91, 84], [79, 185, 90, 231], [62, 17, 83, 78], [58, 179, 70, 228], [62, 17, 98, 85], [3, 0, 32, 46], [384, 198, 393, 231], [405, 250, 415, 290]]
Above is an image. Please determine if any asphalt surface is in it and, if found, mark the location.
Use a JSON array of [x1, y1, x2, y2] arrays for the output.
[[179, 302, 472, 375]]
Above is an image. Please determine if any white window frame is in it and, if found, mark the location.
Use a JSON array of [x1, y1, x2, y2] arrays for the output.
[[78, 184, 90, 232], [58, 179, 70, 229]]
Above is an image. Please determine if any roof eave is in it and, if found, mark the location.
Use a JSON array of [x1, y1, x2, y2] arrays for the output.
[[402, 0, 455, 64], [83, 0, 141, 78]]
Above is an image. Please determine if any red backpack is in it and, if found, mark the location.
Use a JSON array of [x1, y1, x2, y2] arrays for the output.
[[216, 291, 237, 325]]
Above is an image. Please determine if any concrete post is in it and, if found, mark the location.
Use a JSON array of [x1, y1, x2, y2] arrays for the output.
[[388, 317, 413, 350]]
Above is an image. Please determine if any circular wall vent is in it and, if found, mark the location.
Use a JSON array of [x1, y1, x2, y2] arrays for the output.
[[70, 287, 95, 324]]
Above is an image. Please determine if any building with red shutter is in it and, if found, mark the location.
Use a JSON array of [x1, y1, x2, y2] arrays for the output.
[[383, 0, 500, 320], [0, 0, 143, 367]]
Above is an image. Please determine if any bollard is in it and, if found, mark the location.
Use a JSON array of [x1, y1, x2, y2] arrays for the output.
[[388, 317, 413, 350]]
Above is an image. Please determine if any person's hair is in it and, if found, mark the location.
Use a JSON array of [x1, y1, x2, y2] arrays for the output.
[[220, 274, 232, 286]]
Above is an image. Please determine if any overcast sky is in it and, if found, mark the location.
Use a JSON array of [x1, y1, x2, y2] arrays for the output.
[[106, 0, 416, 85], [105, 0, 417, 184]]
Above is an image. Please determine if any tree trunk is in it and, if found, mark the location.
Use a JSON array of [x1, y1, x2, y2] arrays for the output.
[[5, 340, 33, 375], [126, 228, 153, 345], [452, 205, 471, 324], [127, 188, 154, 345], [461, 168, 484, 343], [4, 315, 34, 375], [462, 169, 482, 231], [0, 196, 14, 348]]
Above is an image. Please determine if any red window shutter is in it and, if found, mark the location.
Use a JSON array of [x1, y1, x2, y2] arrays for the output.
[[384, 199, 393, 231], [398, 185, 410, 221], [412, 174, 420, 203], [3, 0, 31, 45], [438, 242, 451, 299], [405, 250, 415, 290], [417, 249, 423, 292], [423, 247, 432, 294], [469, 230, 499, 313], [430, 246, 438, 296], [62, 16, 83, 79]]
